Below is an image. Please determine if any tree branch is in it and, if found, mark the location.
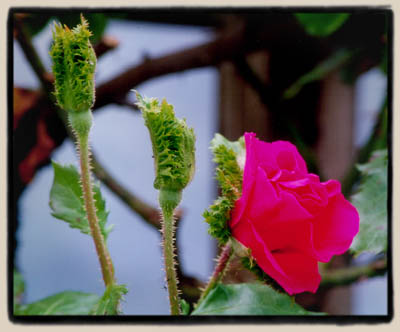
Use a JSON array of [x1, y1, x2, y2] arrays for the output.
[[91, 153, 184, 230], [14, 16, 54, 98], [93, 23, 246, 109]]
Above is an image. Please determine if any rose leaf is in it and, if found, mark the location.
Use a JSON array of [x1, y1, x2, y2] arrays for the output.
[[350, 149, 388, 256], [15, 291, 100, 315], [49, 161, 113, 241], [294, 13, 350, 37], [192, 283, 325, 315]]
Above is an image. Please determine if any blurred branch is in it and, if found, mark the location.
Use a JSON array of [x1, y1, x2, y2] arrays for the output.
[[342, 99, 388, 196], [233, 56, 319, 173], [233, 56, 275, 110], [93, 35, 120, 57], [321, 258, 387, 288], [93, 23, 246, 109], [14, 17, 54, 98], [91, 153, 182, 230]]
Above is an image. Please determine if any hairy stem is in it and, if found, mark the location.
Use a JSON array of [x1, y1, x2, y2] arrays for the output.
[[196, 243, 233, 307], [160, 205, 181, 315], [77, 132, 115, 287]]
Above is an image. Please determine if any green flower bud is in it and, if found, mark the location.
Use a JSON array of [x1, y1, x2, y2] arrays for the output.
[[203, 134, 244, 244], [135, 91, 196, 193], [50, 15, 96, 113]]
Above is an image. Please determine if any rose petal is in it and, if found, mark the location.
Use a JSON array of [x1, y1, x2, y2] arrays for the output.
[[245, 166, 279, 221], [244, 133, 308, 178], [232, 218, 321, 295], [270, 191, 313, 225], [230, 133, 259, 225], [270, 250, 321, 295], [270, 141, 308, 174], [322, 179, 342, 197], [255, 218, 318, 258], [313, 193, 359, 262], [231, 217, 287, 277]]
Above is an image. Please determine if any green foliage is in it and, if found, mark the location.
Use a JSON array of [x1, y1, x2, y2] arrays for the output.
[[180, 299, 190, 315], [192, 283, 325, 315], [49, 161, 113, 241], [351, 149, 388, 256], [211, 134, 244, 199], [13, 270, 25, 312], [203, 134, 244, 244], [203, 197, 233, 244], [283, 49, 353, 99], [211, 133, 245, 164], [91, 284, 128, 315], [295, 13, 350, 37], [15, 291, 100, 315], [135, 91, 196, 194], [50, 15, 96, 113]]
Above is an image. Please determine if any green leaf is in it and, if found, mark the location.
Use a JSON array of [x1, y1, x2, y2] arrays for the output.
[[351, 149, 388, 256], [295, 13, 350, 37], [16, 291, 100, 315], [283, 48, 353, 99], [13, 269, 25, 312], [49, 161, 113, 241], [180, 299, 190, 315], [192, 283, 325, 315], [91, 284, 128, 315]]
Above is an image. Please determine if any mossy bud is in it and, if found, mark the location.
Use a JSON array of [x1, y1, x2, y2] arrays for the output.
[[135, 91, 196, 194], [50, 15, 96, 113]]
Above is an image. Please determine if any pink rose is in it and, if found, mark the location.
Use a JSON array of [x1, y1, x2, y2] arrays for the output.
[[230, 133, 359, 295]]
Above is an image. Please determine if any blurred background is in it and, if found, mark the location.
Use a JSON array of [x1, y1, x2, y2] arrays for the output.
[[12, 9, 389, 315]]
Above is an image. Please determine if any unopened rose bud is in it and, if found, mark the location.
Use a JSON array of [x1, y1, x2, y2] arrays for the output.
[[50, 15, 96, 114], [135, 91, 196, 213]]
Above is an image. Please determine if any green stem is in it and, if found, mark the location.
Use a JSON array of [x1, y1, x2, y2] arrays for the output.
[[196, 243, 233, 307], [160, 202, 181, 315], [76, 131, 115, 287], [321, 258, 387, 288]]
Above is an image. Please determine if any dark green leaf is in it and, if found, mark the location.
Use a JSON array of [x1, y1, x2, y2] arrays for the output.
[[295, 13, 350, 37], [91, 284, 128, 315], [351, 149, 388, 256], [192, 283, 325, 315], [49, 161, 113, 241], [283, 49, 353, 99], [13, 270, 25, 312], [16, 291, 99, 315]]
